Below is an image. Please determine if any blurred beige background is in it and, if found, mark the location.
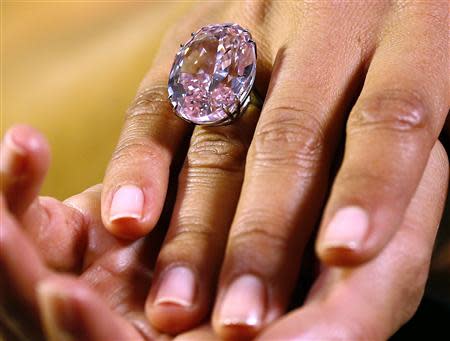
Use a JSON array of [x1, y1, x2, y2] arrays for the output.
[[3, 1, 195, 199]]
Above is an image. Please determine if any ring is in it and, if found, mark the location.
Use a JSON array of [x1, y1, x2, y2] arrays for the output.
[[168, 23, 259, 126]]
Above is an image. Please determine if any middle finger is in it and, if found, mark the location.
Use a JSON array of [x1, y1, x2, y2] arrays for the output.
[[145, 102, 260, 334]]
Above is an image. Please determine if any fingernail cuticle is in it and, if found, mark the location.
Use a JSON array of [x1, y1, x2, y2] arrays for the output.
[[154, 266, 196, 308], [321, 206, 369, 250], [218, 274, 265, 328], [109, 185, 144, 222]]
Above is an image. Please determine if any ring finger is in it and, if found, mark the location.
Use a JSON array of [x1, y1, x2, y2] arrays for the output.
[[211, 5, 383, 338]]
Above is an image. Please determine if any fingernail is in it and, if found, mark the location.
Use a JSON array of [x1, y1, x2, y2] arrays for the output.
[[0, 133, 26, 175], [218, 274, 265, 327], [321, 206, 369, 250], [109, 185, 144, 222], [154, 266, 196, 307], [37, 282, 77, 340]]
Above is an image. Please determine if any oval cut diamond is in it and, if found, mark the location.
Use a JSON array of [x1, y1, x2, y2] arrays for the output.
[[168, 23, 257, 125]]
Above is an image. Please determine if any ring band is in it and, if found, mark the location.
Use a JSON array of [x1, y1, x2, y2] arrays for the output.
[[168, 23, 258, 126]]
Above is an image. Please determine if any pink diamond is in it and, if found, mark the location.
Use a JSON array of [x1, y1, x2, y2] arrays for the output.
[[168, 23, 257, 125]]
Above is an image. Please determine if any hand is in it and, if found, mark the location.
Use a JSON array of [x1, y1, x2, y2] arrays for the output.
[[1, 126, 447, 341], [0, 125, 168, 340], [175, 140, 449, 340], [99, 1, 449, 338]]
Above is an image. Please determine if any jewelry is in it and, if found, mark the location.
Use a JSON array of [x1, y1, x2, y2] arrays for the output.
[[168, 23, 258, 126]]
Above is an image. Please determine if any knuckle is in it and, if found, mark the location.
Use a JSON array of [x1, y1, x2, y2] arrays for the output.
[[160, 221, 222, 263], [126, 86, 171, 122], [252, 106, 325, 170], [110, 138, 163, 166], [231, 212, 291, 251], [187, 129, 248, 173], [108, 85, 179, 171], [227, 218, 292, 273], [169, 222, 217, 246], [348, 89, 431, 137]]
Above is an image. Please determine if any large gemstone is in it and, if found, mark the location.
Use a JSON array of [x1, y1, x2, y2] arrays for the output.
[[168, 23, 257, 125]]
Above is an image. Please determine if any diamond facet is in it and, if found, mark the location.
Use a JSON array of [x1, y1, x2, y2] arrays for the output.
[[168, 23, 257, 125]]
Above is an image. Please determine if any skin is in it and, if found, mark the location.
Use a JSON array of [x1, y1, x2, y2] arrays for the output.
[[0, 125, 448, 341], [99, 1, 449, 337]]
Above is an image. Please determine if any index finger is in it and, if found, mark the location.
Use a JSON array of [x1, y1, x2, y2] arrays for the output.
[[101, 4, 226, 239]]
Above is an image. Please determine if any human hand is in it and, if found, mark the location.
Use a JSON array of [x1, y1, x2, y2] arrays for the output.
[[0, 125, 169, 340], [100, 1, 449, 338], [1, 125, 448, 341], [174, 140, 449, 340]]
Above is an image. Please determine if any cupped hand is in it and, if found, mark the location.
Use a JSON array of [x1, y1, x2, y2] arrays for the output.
[[100, 1, 448, 338], [0, 125, 169, 340]]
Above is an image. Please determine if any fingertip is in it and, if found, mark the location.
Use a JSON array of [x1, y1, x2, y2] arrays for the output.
[[1, 125, 51, 215], [213, 323, 259, 341], [212, 274, 266, 341], [316, 244, 370, 267], [107, 217, 149, 240], [8, 124, 49, 150], [102, 185, 158, 239], [6, 124, 51, 170], [145, 266, 203, 334], [145, 303, 199, 335], [316, 206, 376, 266]]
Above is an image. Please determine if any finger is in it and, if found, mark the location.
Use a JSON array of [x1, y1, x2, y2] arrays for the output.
[[316, 2, 449, 265], [145, 103, 260, 333], [258, 141, 449, 341], [0, 125, 89, 271], [101, 75, 190, 239], [26, 184, 113, 271], [0, 196, 50, 310], [21, 196, 87, 271], [64, 184, 124, 268], [210, 7, 373, 338], [0, 125, 50, 216], [37, 276, 143, 341], [101, 4, 229, 239]]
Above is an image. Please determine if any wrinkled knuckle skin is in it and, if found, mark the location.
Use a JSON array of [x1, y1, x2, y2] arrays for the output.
[[252, 107, 325, 170], [231, 211, 292, 251], [107, 87, 175, 171], [348, 89, 432, 137], [127, 86, 172, 122], [123, 86, 181, 137], [226, 216, 293, 274], [109, 138, 164, 168], [158, 221, 224, 265], [168, 221, 218, 246], [187, 129, 248, 173], [230, 227, 290, 252]]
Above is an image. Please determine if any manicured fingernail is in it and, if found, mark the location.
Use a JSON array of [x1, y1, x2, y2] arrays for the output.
[[218, 274, 265, 327], [321, 206, 369, 250], [109, 185, 144, 222], [0, 133, 26, 175], [37, 282, 77, 340], [154, 266, 196, 307]]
